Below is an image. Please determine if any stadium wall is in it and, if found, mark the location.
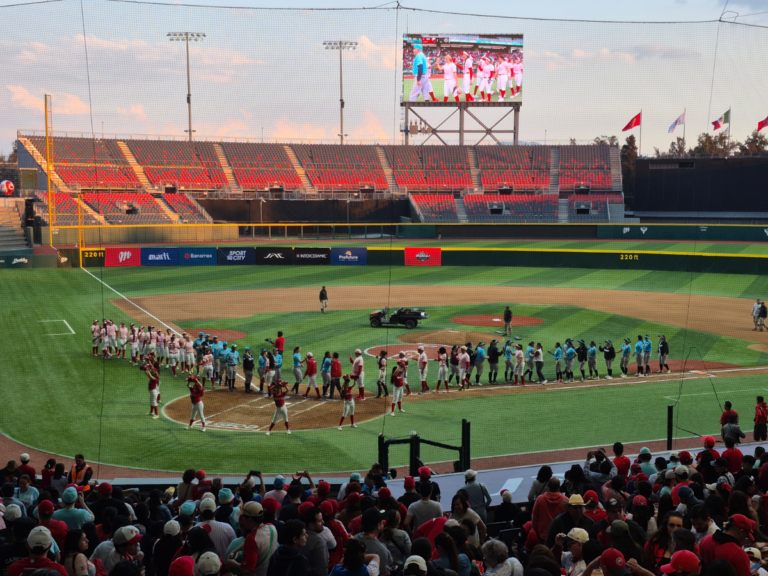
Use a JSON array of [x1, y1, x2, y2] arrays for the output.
[[197, 199, 410, 223]]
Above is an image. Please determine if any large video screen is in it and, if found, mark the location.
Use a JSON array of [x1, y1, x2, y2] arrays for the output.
[[403, 34, 523, 104]]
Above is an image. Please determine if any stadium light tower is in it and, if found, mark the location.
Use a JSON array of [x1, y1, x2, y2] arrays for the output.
[[323, 41, 357, 145], [167, 32, 206, 142]]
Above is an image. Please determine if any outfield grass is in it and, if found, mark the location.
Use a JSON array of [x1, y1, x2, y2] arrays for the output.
[[402, 78, 521, 102], [2, 265, 766, 474]]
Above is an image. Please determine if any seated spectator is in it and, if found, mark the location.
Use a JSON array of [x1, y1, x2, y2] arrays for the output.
[[103, 526, 142, 574], [583, 491, 607, 524], [354, 509, 392, 576], [545, 494, 594, 547], [50, 465, 69, 496], [266, 520, 312, 576], [14, 477, 38, 510], [2, 484, 26, 517], [562, 465, 589, 498], [0, 462, 21, 486], [7, 526, 67, 576], [626, 496, 656, 536], [494, 491, 520, 525], [62, 529, 105, 576], [699, 514, 755, 576], [329, 538, 380, 576], [448, 495, 486, 545], [644, 512, 684, 571], [153, 521, 183, 576], [379, 510, 410, 569], [37, 500, 69, 550], [551, 527, 588, 576], [480, 538, 522, 575], [0, 517, 38, 575], [607, 520, 653, 570], [301, 506, 331, 576], [432, 532, 469, 576], [53, 489, 93, 530], [405, 484, 442, 533], [398, 478, 420, 510]]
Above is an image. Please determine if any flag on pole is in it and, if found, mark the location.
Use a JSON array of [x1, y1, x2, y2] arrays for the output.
[[668, 111, 686, 133], [622, 112, 642, 132], [712, 109, 730, 130], [759, 116, 768, 132]]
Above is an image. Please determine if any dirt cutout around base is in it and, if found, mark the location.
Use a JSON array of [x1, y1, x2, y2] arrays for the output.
[[190, 329, 247, 342], [451, 314, 544, 328]]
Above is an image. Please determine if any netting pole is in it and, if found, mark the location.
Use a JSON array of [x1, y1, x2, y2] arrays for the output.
[[409, 433, 421, 477], [378, 434, 389, 477], [461, 419, 471, 471], [667, 405, 674, 450]]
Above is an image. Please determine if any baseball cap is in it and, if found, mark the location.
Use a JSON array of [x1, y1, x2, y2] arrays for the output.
[[632, 495, 647, 507], [199, 332, 204, 336], [378, 487, 392, 499], [4, 504, 22, 522], [355, 349, 362, 354], [675, 465, 688, 476], [715, 457, 728, 467], [62, 487, 78, 504], [98, 482, 113, 495], [273, 475, 285, 489], [204, 334, 210, 338], [660, 550, 701, 574], [600, 549, 630, 576], [113, 526, 142, 546], [164, 520, 181, 537], [678, 451, 693, 464], [169, 557, 195, 576], [677, 486, 694, 501], [199, 499, 216, 513], [261, 497, 280, 515], [669, 451, 679, 460], [418, 466, 431, 479], [218, 488, 234, 504], [731, 513, 756, 539], [702, 436, 716, 447], [180, 501, 196, 516], [417, 346, 424, 351], [197, 551, 222, 576], [564, 494, 585, 506], [413, 44, 423, 51], [350, 472, 363, 482], [195, 470, 206, 480], [20, 453, 29, 463], [361, 508, 386, 530], [639, 447, 651, 455], [240, 501, 264, 518], [404, 476, 416, 489], [566, 528, 590, 544], [606, 520, 629, 535], [605, 498, 622, 511], [306, 352, 313, 358], [464, 469, 476, 480], [501, 490, 513, 503], [27, 526, 53, 548], [231, 344, 237, 348], [404, 556, 428, 572], [245, 347, 250, 351], [746, 547, 762, 561], [319, 500, 334, 517], [316, 480, 331, 495], [37, 500, 54, 516], [583, 490, 599, 504]]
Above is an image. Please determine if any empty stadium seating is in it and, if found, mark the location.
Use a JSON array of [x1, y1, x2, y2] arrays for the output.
[[411, 194, 459, 223], [57, 166, 141, 188], [143, 167, 227, 188], [559, 146, 612, 191], [125, 140, 227, 188], [163, 193, 210, 223], [28, 137, 127, 165], [221, 143, 303, 189], [386, 146, 472, 191], [567, 194, 623, 222], [34, 193, 101, 225], [293, 145, 388, 191], [463, 194, 559, 223], [83, 192, 165, 214], [232, 169, 303, 189], [477, 145, 550, 191]]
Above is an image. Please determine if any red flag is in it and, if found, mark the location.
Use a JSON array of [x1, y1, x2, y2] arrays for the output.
[[622, 112, 642, 131], [759, 116, 768, 132]]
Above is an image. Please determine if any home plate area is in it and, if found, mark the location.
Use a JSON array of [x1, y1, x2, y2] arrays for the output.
[[450, 314, 544, 328]]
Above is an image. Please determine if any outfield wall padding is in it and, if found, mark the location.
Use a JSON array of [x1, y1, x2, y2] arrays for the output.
[[597, 224, 768, 241], [198, 199, 410, 223], [42, 225, 239, 245]]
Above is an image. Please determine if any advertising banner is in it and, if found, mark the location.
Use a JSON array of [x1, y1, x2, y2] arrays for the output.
[[217, 247, 256, 265], [256, 247, 293, 265], [0, 255, 33, 268], [105, 248, 141, 267], [294, 247, 331, 265], [330, 247, 368, 265], [404, 247, 442, 266], [179, 247, 217, 266], [141, 247, 179, 266]]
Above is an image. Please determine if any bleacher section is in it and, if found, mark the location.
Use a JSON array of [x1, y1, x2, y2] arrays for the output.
[[567, 194, 623, 222], [56, 166, 141, 188], [220, 143, 302, 189], [82, 192, 171, 224], [558, 146, 612, 191], [477, 145, 550, 191], [463, 194, 559, 223], [386, 146, 472, 191], [292, 145, 388, 191], [34, 192, 100, 225], [411, 194, 459, 223], [125, 140, 228, 189], [164, 193, 210, 223]]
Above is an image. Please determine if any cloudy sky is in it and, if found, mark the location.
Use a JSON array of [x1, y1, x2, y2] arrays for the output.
[[0, 0, 766, 155]]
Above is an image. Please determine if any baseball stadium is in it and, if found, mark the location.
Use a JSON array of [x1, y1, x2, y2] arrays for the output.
[[2, 2, 768, 575]]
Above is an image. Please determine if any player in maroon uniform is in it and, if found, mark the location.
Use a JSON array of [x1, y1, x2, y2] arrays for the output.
[[338, 375, 357, 430], [187, 374, 206, 431], [390, 361, 406, 416], [266, 380, 291, 436], [142, 353, 160, 419]]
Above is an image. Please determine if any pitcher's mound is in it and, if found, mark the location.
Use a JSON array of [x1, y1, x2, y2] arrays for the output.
[[399, 330, 501, 346], [451, 314, 544, 328], [190, 329, 247, 342]]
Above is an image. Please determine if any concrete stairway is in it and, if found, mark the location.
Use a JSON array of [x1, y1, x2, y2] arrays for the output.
[[117, 142, 152, 188], [375, 147, 397, 190], [17, 137, 71, 193], [609, 147, 623, 191], [558, 198, 569, 223], [156, 197, 180, 222], [213, 143, 237, 188], [74, 197, 107, 225], [467, 148, 482, 190], [284, 146, 313, 191], [454, 198, 469, 223], [0, 205, 30, 251], [549, 147, 560, 194]]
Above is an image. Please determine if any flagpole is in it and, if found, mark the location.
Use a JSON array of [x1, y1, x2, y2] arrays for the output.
[[683, 108, 686, 157], [728, 106, 731, 153], [639, 109, 643, 157]]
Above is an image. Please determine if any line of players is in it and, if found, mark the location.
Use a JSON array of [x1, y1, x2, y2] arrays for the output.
[[409, 44, 523, 103]]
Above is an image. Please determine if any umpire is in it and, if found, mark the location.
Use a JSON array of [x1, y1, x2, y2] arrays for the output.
[[320, 286, 328, 314], [658, 335, 670, 373], [243, 347, 255, 393], [503, 306, 513, 336]]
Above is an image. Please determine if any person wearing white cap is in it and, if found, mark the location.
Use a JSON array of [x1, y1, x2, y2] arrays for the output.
[[198, 498, 235, 559], [302, 352, 321, 399], [153, 521, 184, 576], [196, 551, 221, 576], [7, 526, 67, 576], [17, 455, 35, 480], [417, 346, 429, 394], [103, 526, 143, 574], [403, 554, 427, 576], [462, 470, 492, 523], [350, 349, 365, 401], [226, 502, 278, 576], [552, 527, 589, 576]]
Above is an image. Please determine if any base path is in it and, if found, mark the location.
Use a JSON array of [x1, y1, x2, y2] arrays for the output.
[[451, 314, 544, 328]]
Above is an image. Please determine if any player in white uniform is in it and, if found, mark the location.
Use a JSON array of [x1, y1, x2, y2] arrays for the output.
[[139, 328, 149, 361], [477, 57, 494, 102], [461, 52, 475, 101], [184, 338, 195, 375], [168, 336, 181, 377], [106, 321, 117, 355], [458, 346, 470, 390], [337, 375, 357, 430], [425, 58, 437, 102], [118, 322, 128, 359], [434, 347, 449, 392], [436, 55, 459, 102], [198, 346, 214, 386], [417, 346, 429, 393], [495, 58, 510, 100], [350, 349, 365, 400], [397, 352, 412, 396], [375, 351, 389, 398], [187, 375, 206, 432], [156, 329, 166, 366], [91, 320, 101, 356], [390, 361, 406, 416], [100, 325, 110, 359], [511, 55, 523, 97], [129, 325, 139, 365]]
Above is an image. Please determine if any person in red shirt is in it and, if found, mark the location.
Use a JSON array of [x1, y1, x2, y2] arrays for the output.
[[37, 500, 68, 549], [193, 471, 212, 500], [266, 380, 290, 436], [722, 438, 744, 476], [41, 459, 57, 488], [320, 500, 348, 571], [329, 352, 343, 399], [17, 454, 35, 481], [755, 396, 768, 442], [583, 491, 607, 523], [267, 331, 285, 357], [700, 514, 755, 576], [531, 478, 568, 541], [612, 442, 631, 478], [338, 376, 357, 430], [302, 352, 320, 399], [721, 401, 738, 427], [187, 375, 206, 432], [8, 526, 68, 576], [695, 436, 720, 466], [390, 362, 406, 416]]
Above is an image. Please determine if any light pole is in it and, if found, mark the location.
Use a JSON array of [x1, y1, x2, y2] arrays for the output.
[[323, 41, 357, 145], [167, 32, 206, 142]]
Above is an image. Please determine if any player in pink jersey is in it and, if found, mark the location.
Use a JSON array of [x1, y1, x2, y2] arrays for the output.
[[156, 329, 166, 366], [167, 335, 181, 376], [100, 325, 110, 359], [129, 324, 140, 365], [143, 354, 160, 419], [145, 327, 157, 357], [338, 375, 357, 430], [457, 345, 470, 390], [511, 54, 523, 97], [91, 320, 101, 356], [434, 347, 449, 392], [266, 380, 290, 436], [390, 361, 406, 416], [417, 346, 430, 393], [350, 349, 365, 400], [436, 55, 459, 102], [461, 52, 475, 101], [477, 57, 494, 102], [118, 322, 128, 359], [184, 338, 195, 374], [106, 320, 117, 355], [139, 328, 149, 361], [397, 352, 412, 396], [495, 58, 511, 100], [198, 346, 214, 387]]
